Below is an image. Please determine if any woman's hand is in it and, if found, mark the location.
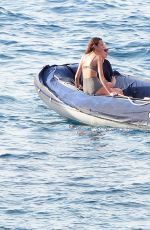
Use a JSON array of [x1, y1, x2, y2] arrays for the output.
[[109, 92, 118, 96], [110, 87, 124, 96]]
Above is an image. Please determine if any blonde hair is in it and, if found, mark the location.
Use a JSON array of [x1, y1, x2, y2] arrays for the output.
[[85, 37, 102, 54]]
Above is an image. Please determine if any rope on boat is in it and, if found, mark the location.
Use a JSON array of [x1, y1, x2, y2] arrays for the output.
[[54, 77, 150, 106], [118, 94, 150, 106]]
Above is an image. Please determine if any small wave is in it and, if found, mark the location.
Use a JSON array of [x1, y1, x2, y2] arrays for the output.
[[0, 54, 15, 60], [0, 153, 14, 159], [6, 209, 27, 215], [16, 48, 51, 56], [0, 39, 18, 45], [0, 7, 10, 14], [0, 227, 13, 230], [0, 95, 16, 103], [114, 201, 147, 208], [0, 151, 49, 160], [51, 6, 74, 13], [0, 7, 32, 21], [33, 23, 66, 33]]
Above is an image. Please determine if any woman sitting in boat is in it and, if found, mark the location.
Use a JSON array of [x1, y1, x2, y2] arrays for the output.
[[75, 37, 123, 96]]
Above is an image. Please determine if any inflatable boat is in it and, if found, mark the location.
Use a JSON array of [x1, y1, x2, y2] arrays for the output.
[[34, 63, 150, 129]]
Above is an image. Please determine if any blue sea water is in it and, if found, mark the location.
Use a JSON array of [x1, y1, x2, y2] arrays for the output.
[[0, 0, 150, 229]]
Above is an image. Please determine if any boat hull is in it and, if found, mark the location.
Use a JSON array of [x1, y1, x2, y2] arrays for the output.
[[34, 76, 150, 129], [34, 64, 150, 129]]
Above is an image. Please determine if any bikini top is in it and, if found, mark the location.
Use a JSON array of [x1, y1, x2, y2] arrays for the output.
[[82, 65, 97, 72], [82, 55, 98, 73], [82, 56, 113, 82]]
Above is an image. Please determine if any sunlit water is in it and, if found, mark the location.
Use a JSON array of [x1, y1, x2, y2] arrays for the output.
[[0, 0, 150, 229]]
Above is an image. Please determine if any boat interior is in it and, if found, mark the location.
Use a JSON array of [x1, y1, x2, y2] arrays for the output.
[[39, 63, 150, 100]]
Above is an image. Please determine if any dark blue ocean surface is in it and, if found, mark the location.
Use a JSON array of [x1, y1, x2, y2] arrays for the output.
[[0, 0, 150, 229]]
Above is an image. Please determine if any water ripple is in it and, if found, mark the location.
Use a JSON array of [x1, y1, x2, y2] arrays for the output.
[[0, 0, 150, 229]]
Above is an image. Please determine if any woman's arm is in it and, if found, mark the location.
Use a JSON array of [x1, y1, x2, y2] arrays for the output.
[[97, 56, 111, 94], [75, 56, 83, 88]]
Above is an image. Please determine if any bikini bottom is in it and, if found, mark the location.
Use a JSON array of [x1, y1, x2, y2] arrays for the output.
[[83, 77, 102, 95]]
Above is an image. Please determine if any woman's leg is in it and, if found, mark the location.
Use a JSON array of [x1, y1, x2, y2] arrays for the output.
[[106, 79, 123, 95], [95, 86, 123, 96], [95, 86, 110, 96]]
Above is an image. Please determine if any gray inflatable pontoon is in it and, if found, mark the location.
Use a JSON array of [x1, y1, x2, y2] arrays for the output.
[[34, 63, 150, 129]]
